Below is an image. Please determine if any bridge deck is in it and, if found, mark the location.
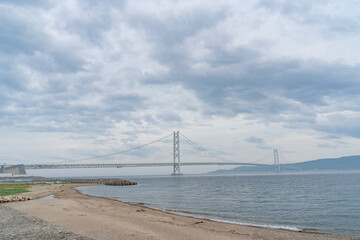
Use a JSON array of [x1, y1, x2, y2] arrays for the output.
[[24, 162, 273, 169]]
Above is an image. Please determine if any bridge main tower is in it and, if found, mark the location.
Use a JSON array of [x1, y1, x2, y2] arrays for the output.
[[273, 148, 280, 172], [172, 131, 182, 175]]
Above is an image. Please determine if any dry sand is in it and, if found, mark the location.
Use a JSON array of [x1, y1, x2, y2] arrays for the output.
[[6, 184, 360, 240]]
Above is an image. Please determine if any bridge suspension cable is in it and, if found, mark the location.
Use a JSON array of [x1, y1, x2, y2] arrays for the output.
[[180, 133, 277, 165], [180, 133, 236, 163], [45, 133, 173, 165], [249, 151, 274, 164]]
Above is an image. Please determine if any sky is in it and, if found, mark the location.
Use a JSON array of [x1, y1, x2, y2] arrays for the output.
[[1, 0, 360, 176]]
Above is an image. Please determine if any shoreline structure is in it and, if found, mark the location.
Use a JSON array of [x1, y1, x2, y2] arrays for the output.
[[3, 182, 359, 240]]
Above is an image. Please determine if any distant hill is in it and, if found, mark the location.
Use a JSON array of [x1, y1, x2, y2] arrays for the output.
[[208, 155, 360, 174]]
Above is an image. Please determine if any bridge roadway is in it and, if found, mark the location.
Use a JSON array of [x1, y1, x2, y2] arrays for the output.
[[24, 162, 273, 169]]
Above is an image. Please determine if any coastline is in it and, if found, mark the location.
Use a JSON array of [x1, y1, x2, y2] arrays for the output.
[[79, 190, 303, 232], [5, 184, 359, 240]]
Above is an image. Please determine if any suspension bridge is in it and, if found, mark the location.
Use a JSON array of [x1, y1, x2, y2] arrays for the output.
[[2, 131, 281, 176]]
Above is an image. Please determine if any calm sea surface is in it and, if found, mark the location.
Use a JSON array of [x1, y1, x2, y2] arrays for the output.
[[77, 172, 360, 236]]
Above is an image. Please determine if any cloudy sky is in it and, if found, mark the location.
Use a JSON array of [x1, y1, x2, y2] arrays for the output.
[[1, 0, 360, 176]]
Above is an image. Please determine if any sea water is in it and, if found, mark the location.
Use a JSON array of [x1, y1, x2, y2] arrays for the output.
[[77, 172, 360, 236]]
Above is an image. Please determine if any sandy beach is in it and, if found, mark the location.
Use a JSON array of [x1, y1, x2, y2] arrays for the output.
[[5, 184, 359, 240]]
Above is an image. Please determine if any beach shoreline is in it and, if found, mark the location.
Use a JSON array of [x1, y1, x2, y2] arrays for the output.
[[76, 185, 304, 232], [5, 183, 359, 240]]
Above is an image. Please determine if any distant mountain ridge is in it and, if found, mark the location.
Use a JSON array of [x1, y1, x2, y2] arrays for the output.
[[208, 155, 360, 174]]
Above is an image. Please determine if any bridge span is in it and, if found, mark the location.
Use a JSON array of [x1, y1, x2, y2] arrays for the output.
[[3, 131, 280, 176], [24, 162, 273, 170]]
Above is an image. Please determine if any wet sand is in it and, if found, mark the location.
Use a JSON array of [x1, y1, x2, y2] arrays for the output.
[[6, 184, 360, 240]]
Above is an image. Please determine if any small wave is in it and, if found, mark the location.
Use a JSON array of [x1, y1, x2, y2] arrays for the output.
[[302, 228, 319, 232], [212, 219, 302, 232], [164, 209, 302, 232]]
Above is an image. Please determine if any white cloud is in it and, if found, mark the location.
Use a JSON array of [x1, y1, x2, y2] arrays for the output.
[[1, 0, 360, 175]]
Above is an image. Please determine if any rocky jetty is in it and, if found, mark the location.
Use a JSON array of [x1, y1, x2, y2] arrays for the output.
[[7, 177, 138, 186], [61, 178, 137, 186], [0, 195, 32, 203]]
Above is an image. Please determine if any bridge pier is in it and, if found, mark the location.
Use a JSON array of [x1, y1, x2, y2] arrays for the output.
[[0, 164, 27, 177], [273, 148, 280, 172], [172, 131, 182, 176]]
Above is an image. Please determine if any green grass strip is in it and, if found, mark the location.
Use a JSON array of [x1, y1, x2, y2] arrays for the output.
[[0, 184, 33, 196]]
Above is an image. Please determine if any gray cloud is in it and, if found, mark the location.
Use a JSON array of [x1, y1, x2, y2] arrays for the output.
[[245, 137, 271, 150], [246, 137, 265, 144], [157, 112, 182, 123], [1, 0, 360, 144]]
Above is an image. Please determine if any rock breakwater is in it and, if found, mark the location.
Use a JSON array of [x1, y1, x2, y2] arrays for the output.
[[0, 195, 32, 203], [62, 178, 137, 186]]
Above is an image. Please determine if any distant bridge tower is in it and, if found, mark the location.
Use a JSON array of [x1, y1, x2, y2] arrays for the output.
[[273, 148, 280, 172], [172, 131, 182, 175]]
